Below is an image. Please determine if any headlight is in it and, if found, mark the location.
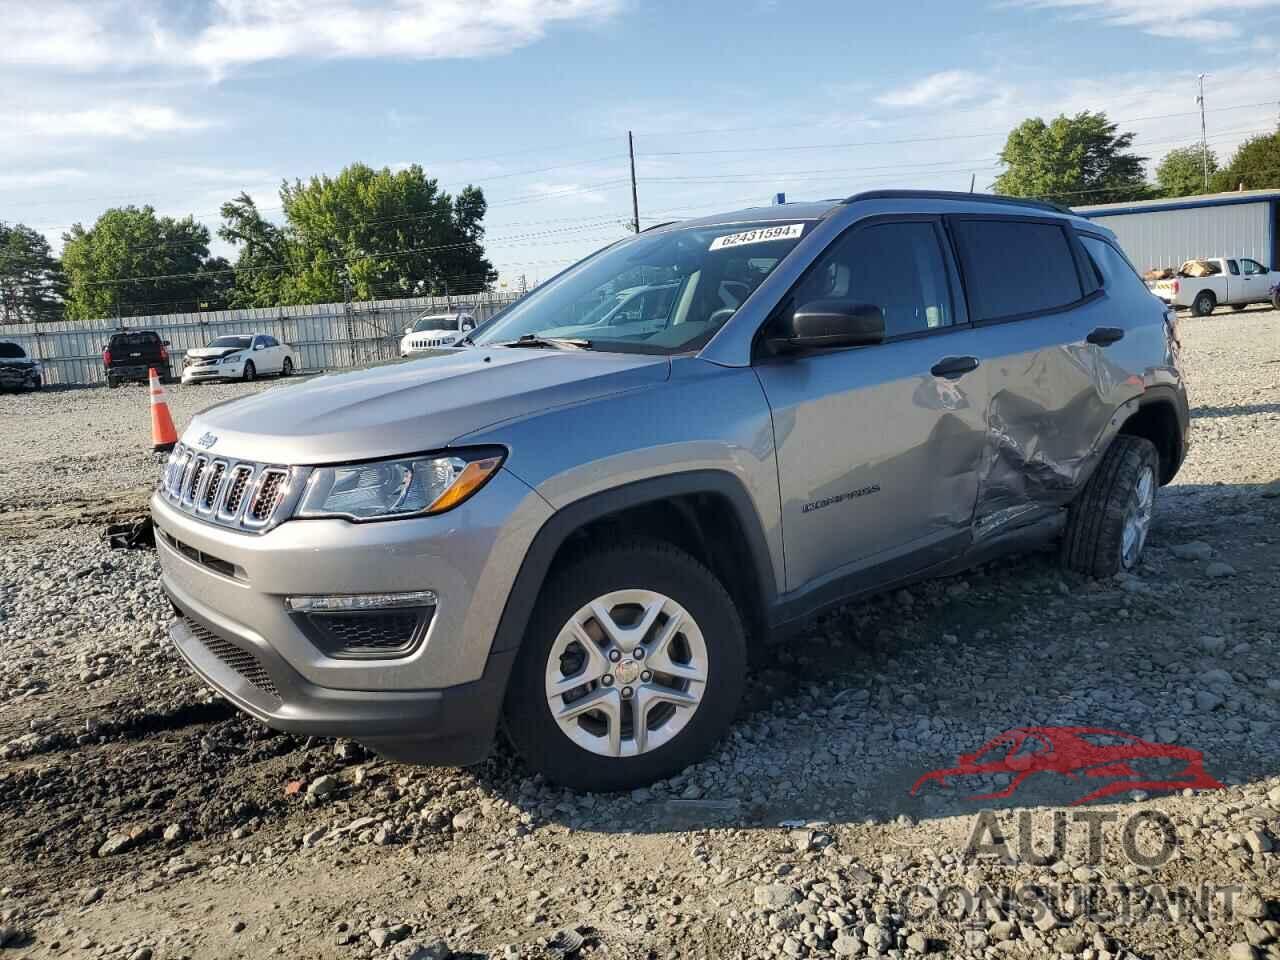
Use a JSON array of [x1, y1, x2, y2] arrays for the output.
[[296, 449, 504, 521]]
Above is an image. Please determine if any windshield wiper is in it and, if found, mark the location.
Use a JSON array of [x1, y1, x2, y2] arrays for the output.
[[495, 334, 592, 351]]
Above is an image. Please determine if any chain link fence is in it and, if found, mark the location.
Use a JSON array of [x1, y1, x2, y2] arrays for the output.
[[0, 291, 524, 386]]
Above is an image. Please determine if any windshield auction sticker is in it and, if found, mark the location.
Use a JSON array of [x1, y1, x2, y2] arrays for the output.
[[709, 223, 805, 251]]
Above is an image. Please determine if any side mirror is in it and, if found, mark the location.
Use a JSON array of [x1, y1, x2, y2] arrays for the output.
[[404, 326, 413, 335], [770, 300, 885, 352], [461, 322, 474, 332], [254, 343, 264, 350]]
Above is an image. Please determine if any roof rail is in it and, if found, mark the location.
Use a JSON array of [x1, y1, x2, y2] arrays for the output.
[[843, 189, 1073, 216]]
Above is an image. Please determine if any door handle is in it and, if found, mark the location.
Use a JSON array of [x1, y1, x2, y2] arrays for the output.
[[930, 355, 980, 378], [1087, 326, 1125, 346]]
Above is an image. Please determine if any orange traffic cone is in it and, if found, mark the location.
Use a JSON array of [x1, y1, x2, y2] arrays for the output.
[[149, 368, 178, 453]]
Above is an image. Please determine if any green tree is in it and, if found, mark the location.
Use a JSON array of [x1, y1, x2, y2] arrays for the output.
[[217, 192, 292, 308], [61, 206, 226, 319], [277, 162, 495, 303], [993, 111, 1148, 206], [1211, 129, 1280, 192], [1155, 145, 1218, 197], [0, 222, 67, 324]]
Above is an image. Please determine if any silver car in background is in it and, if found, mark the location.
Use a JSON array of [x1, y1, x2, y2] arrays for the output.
[[152, 190, 1188, 791]]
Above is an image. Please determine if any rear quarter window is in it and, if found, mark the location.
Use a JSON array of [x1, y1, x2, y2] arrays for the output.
[[1080, 235, 1151, 296], [951, 219, 1084, 321]]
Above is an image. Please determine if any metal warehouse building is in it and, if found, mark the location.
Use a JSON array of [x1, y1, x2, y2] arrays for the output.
[[1075, 189, 1280, 274]]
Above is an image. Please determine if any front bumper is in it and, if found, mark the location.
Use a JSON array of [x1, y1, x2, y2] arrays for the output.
[[182, 361, 242, 382], [151, 469, 552, 760], [167, 604, 514, 764], [0, 366, 39, 389]]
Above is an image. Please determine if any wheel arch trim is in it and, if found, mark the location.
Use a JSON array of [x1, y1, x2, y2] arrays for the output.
[[488, 470, 779, 657]]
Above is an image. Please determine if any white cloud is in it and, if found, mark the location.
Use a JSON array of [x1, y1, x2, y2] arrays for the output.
[[0, 168, 87, 190], [7, 105, 212, 139], [1, 0, 623, 75], [876, 71, 988, 108], [1006, 0, 1280, 40]]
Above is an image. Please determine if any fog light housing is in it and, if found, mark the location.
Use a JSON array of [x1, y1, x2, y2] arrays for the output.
[[286, 592, 436, 659]]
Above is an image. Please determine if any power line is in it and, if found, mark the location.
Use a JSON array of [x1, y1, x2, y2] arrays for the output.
[[635, 101, 1280, 158]]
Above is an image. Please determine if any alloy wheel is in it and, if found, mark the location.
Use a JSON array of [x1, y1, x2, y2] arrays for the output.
[[544, 589, 708, 758]]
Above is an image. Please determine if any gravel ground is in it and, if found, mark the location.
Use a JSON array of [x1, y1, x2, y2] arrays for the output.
[[1, 307, 1278, 960]]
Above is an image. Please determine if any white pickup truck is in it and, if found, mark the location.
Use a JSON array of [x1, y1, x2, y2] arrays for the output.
[[1149, 257, 1280, 316]]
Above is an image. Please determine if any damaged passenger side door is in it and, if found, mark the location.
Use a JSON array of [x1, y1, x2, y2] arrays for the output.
[[948, 216, 1131, 539]]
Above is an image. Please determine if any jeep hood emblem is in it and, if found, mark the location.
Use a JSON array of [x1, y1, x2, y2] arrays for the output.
[[197, 431, 218, 449]]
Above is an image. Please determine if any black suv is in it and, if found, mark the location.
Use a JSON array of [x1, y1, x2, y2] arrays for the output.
[[104, 331, 172, 387], [0, 341, 42, 393]]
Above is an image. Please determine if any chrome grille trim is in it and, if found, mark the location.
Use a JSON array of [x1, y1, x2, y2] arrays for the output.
[[159, 442, 302, 534], [198, 461, 227, 514]]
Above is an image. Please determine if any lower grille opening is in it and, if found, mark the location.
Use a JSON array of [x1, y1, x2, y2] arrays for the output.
[[181, 617, 281, 701], [159, 529, 240, 580], [295, 609, 432, 659]]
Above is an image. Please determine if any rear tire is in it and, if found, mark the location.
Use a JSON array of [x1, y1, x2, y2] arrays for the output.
[[1272, 291, 1280, 311], [504, 540, 747, 792], [1190, 290, 1216, 317], [1061, 435, 1160, 578]]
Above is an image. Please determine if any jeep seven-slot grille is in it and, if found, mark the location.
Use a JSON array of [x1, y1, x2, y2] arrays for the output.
[[182, 617, 280, 701], [160, 443, 295, 533], [201, 461, 226, 510]]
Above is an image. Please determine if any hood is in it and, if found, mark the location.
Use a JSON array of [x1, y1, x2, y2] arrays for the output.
[[188, 346, 245, 359], [183, 348, 670, 464]]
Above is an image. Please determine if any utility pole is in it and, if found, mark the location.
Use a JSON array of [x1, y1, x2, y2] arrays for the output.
[[628, 131, 640, 234], [1196, 74, 1210, 191]]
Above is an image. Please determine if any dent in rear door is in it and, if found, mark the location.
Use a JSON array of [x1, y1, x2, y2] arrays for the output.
[[950, 217, 1136, 535]]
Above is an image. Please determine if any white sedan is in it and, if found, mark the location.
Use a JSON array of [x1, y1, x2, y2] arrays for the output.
[[182, 333, 300, 384]]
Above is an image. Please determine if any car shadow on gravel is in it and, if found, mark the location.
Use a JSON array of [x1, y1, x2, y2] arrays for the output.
[[475, 480, 1279, 835]]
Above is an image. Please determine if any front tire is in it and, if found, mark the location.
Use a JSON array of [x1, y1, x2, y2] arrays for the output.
[[1061, 435, 1159, 578], [280, 357, 293, 377], [504, 541, 747, 792], [1190, 290, 1216, 317], [242, 360, 256, 382]]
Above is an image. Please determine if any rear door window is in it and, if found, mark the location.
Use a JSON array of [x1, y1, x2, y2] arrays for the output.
[[951, 219, 1084, 321]]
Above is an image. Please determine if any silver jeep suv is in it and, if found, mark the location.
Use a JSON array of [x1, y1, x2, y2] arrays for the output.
[[152, 191, 1188, 791]]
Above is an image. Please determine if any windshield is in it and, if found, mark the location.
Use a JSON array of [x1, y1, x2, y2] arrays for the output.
[[472, 220, 812, 354], [209, 336, 252, 349], [412, 315, 459, 332], [0, 342, 25, 359]]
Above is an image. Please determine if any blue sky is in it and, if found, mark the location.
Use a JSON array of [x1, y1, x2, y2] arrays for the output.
[[3, 0, 1279, 288]]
